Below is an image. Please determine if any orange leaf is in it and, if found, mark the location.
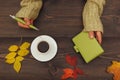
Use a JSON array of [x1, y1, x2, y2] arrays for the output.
[[61, 68, 74, 80], [107, 61, 120, 80]]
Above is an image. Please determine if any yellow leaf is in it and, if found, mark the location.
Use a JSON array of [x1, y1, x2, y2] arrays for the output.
[[20, 42, 30, 49], [18, 49, 29, 56], [13, 61, 21, 73], [5, 58, 15, 64], [16, 56, 24, 62], [5, 52, 17, 59], [8, 45, 18, 51]]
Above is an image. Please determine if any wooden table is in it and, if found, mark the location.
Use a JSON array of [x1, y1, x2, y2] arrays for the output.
[[0, 0, 120, 80]]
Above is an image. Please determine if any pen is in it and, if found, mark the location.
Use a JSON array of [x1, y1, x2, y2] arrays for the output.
[[10, 15, 39, 31]]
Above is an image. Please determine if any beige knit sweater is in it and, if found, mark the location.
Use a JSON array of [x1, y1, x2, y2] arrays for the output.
[[83, 0, 106, 33], [16, 0, 43, 20]]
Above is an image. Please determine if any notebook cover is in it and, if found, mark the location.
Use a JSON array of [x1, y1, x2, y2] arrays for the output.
[[72, 32, 104, 63]]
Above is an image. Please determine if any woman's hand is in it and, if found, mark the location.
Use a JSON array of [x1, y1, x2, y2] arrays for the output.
[[88, 31, 102, 44], [17, 18, 34, 29]]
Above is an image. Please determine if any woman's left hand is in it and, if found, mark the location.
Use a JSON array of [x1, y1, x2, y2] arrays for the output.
[[88, 31, 102, 44]]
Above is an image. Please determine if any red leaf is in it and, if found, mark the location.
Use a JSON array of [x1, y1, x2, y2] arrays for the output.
[[75, 68, 84, 75], [71, 56, 77, 67], [66, 54, 71, 65], [72, 68, 84, 80], [73, 69, 78, 79], [66, 54, 77, 67]]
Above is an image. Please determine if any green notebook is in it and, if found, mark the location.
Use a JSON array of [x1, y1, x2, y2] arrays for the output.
[[72, 32, 104, 63]]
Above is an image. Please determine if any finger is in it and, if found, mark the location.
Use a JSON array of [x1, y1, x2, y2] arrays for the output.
[[18, 22, 29, 28], [88, 31, 94, 39], [96, 31, 102, 44], [30, 20, 34, 24], [24, 18, 31, 26]]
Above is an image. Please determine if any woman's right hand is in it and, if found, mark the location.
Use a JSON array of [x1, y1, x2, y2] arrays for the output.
[[17, 18, 34, 29]]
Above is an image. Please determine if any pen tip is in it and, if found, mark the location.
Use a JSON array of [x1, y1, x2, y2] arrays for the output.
[[9, 15, 15, 19]]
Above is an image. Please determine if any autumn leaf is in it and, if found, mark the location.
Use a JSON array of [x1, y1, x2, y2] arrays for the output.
[[72, 67, 84, 79], [61, 67, 84, 80], [5, 52, 17, 59], [66, 54, 77, 67], [75, 67, 84, 75], [61, 68, 74, 80], [5, 58, 15, 64], [20, 42, 30, 49], [5, 42, 31, 73], [16, 56, 24, 62], [13, 61, 21, 73], [62, 54, 84, 80], [8, 45, 18, 52], [107, 61, 120, 80], [18, 49, 29, 56]]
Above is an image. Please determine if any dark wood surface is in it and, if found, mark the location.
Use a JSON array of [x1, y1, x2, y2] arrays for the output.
[[0, 0, 120, 80]]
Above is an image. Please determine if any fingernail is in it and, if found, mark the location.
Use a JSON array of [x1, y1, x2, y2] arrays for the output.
[[90, 35, 94, 39]]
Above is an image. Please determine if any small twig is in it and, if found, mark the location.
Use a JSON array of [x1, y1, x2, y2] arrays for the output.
[[17, 28, 23, 46], [18, 35, 23, 46]]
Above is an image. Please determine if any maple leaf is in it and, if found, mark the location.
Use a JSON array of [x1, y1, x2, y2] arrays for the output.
[[61, 68, 74, 80], [107, 61, 120, 80]]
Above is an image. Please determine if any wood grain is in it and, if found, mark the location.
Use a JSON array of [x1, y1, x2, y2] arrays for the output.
[[0, 0, 120, 80], [0, 37, 120, 79]]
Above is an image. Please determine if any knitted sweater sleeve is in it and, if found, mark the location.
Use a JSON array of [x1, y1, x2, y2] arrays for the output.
[[16, 0, 43, 20], [83, 0, 105, 33]]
